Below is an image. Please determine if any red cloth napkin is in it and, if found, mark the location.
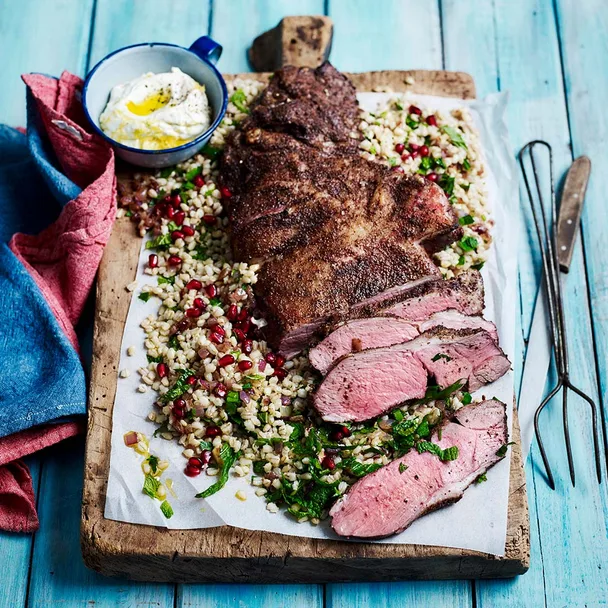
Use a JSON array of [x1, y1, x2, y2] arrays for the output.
[[0, 72, 116, 532]]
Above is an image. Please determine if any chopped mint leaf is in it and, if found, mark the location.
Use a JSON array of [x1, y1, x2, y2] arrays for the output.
[[441, 125, 467, 149], [161, 369, 195, 402], [199, 440, 213, 451], [393, 409, 404, 422], [472, 262, 485, 271], [399, 463, 408, 474], [342, 458, 382, 478], [147, 455, 159, 474], [182, 181, 196, 191], [143, 474, 160, 499], [253, 461, 266, 476], [458, 255, 466, 266], [461, 392, 472, 405], [125, 210, 133, 217], [433, 156, 447, 170], [167, 335, 180, 350], [184, 166, 202, 181], [388, 156, 398, 167], [431, 353, 452, 362], [475, 473, 488, 484], [462, 157, 471, 171], [201, 144, 221, 161], [438, 174, 455, 196], [394, 100, 404, 111], [230, 89, 250, 114], [417, 441, 459, 462], [147, 354, 163, 364], [138, 292, 151, 302], [406, 115, 419, 130], [462, 182, 471, 191], [414, 380, 464, 405], [496, 442, 515, 457], [196, 443, 238, 498], [459, 214, 474, 226], [146, 233, 172, 250], [159, 167, 174, 178], [209, 297, 222, 307], [160, 500, 174, 518], [459, 236, 478, 252], [157, 275, 175, 285], [419, 156, 433, 172]]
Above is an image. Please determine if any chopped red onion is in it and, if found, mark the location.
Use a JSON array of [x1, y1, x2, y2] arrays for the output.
[[239, 390, 251, 404], [281, 396, 291, 406], [124, 431, 138, 446], [198, 348, 210, 359], [258, 359, 267, 372]]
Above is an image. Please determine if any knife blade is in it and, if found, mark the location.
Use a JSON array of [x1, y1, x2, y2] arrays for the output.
[[557, 156, 591, 272], [518, 156, 591, 459]]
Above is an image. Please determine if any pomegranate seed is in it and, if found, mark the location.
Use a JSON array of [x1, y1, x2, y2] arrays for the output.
[[238, 360, 253, 372], [170, 193, 181, 207], [205, 425, 221, 438], [330, 430, 344, 441], [409, 105, 422, 115], [193, 297, 205, 309], [409, 143, 419, 151], [193, 175, 205, 188], [394, 143, 405, 154], [181, 225, 195, 237], [392, 165, 404, 173], [426, 114, 437, 126], [341, 425, 352, 437], [242, 339, 253, 354], [156, 363, 167, 378], [174, 397, 186, 409], [176, 319, 189, 332], [173, 408, 185, 419], [419, 145, 429, 157], [200, 450, 212, 464], [166, 206, 175, 220], [220, 186, 232, 199], [188, 457, 203, 468], [218, 354, 235, 367], [233, 328, 246, 342], [321, 456, 336, 470], [205, 284, 217, 298], [202, 215, 217, 225], [410, 150, 418, 159], [171, 230, 184, 241], [148, 253, 158, 268], [163, 194, 172, 205], [214, 325, 226, 337], [237, 308, 249, 321], [185, 464, 201, 477], [236, 319, 251, 334], [426, 172, 438, 182], [186, 307, 202, 318], [209, 331, 224, 344], [265, 352, 276, 365], [186, 376, 197, 386], [275, 354, 286, 368], [273, 367, 287, 380], [227, 304, 238, 320], [168, 255, 181, 266], [186, 279, 202, 291], [214, 383, 228, 398], [173, 211, 185, 226]]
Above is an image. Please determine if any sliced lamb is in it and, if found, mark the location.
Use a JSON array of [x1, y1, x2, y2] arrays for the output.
[[308, 317, 419, 374], [313, 327, 509, 422], [330, 399, 509, 538], [309, 310, 498, 375]]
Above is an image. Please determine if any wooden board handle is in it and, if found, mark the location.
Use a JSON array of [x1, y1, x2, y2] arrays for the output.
[[248, 15, 333, 71]]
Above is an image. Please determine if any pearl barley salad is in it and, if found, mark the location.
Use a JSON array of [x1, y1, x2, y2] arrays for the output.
[[117, 79, 492, 524]]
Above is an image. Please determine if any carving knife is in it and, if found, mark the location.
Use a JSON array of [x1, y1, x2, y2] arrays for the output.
[[518, 156, 591, 458]]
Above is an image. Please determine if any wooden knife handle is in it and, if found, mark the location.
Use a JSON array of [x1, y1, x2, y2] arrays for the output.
[[248, 16, 334, 71], [557, 156, 591, 273]]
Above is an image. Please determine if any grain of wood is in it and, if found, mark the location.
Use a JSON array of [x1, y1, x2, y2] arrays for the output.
[[81, 66, 529, 582]]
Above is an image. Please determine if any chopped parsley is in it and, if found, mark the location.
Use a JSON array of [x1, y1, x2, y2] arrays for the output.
[[417, 441, 459, 462], [462, 157, 471, 171], [157, 275, 175, 285], [406, 115, 419, 130], [431, 353, 452, 362], [419, 156, 433, 172], [196, 443, 239, 498], [475, 473, 488, 484], [147, 455, 159, 474], [461, 392, 472, 405], [167, 334, 181, 350], [138, 292, 151, 302], [438, 174, 455, 196], [441, 125, 467, 149], [209, 297, 222, 307], [253, 460, 266, 476], [147, 354, 163, 364], [459, 214, 474, 226], [459, 236, 478, 252]]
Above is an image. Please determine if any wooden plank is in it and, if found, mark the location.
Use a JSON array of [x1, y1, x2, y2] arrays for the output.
[[444, 0, 608, 605], [327, 0, 442, 72], [0, 0, 94, 126], [177, 584, 324, 607], [0, 456, 40, 608], [211, 0, 326, 73], [81, 65, 529, 582], [325, 2, 471, 605], [27, 438, 175, 608]]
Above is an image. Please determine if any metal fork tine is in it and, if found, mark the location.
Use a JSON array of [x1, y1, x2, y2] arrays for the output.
[[519, 139, 603, 488]]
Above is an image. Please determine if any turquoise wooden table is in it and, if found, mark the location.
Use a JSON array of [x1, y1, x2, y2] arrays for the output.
[[1, 0, 607, 605]]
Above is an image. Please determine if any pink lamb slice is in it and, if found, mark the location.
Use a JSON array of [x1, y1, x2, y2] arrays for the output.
[[330, 399, 508, 538]]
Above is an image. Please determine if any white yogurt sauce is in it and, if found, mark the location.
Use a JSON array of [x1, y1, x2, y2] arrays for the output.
[[99, 67, 212, 150]]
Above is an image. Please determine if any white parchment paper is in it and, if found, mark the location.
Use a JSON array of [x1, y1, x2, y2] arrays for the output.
[[105, 91, 518, 556]]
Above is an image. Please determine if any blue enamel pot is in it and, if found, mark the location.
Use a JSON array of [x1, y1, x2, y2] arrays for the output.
[[82, 37, 227, 168]]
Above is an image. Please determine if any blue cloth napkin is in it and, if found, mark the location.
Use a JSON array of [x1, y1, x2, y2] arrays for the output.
[[0, 91, 87, 439]]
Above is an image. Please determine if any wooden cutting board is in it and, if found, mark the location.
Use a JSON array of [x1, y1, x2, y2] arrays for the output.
[[81, 17, 529, 582]]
